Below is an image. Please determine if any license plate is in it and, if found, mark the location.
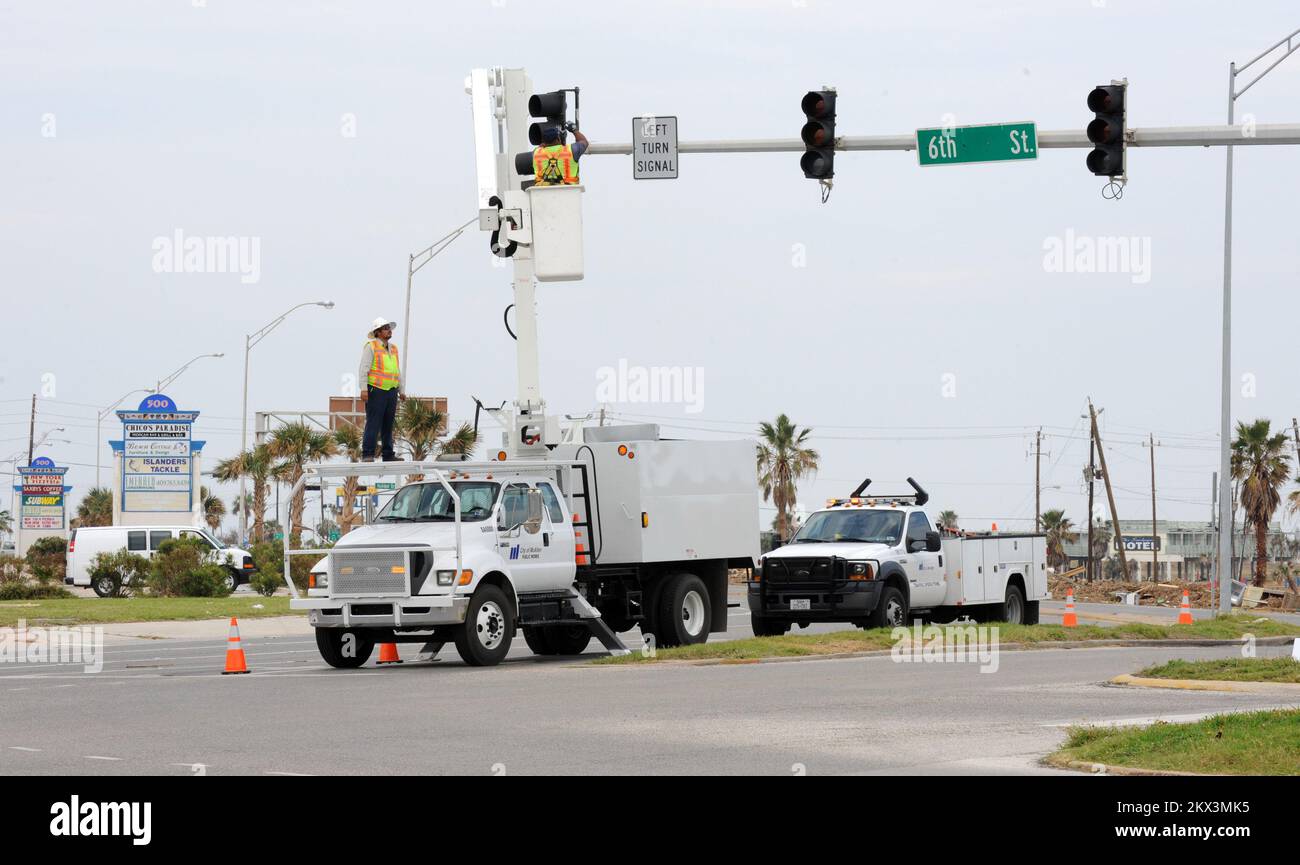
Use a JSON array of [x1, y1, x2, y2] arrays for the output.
[[789, 599, 811, 611]]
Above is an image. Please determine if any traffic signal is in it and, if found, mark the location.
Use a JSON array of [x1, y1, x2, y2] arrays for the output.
[[527, 90, 568, 146], [1086, 83, 1126, 177], [800, 90, 836, 180]]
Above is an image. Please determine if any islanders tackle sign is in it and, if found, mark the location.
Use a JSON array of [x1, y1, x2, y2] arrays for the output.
[[114, 394, 201, 514]]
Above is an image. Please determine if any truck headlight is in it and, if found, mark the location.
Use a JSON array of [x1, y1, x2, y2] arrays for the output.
[[846, 561, 874, 580], [436, 570, 456, 587], [311, 571, 329, 589]]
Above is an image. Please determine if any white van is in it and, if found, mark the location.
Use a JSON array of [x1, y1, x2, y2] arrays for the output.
[[66, 526, 255, 596]]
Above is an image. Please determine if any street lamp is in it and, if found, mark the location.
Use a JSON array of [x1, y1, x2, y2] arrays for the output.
[[400, 217, 477, 388], [96, 391, 150, 487], [1216, 27, 1300, 614], [154, 352, 224, 394], [240, 301, 334, 542]]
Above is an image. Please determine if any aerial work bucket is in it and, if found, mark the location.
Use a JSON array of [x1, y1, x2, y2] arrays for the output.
[[527, 184, 584, 282]]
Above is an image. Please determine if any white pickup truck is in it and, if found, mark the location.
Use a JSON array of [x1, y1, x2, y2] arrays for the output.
[[749, 478, 1048, 634], [288, 426, 759, 667]]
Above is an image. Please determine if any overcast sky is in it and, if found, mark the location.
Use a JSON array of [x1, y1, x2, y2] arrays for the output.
[[3, 0, 1299, 534]]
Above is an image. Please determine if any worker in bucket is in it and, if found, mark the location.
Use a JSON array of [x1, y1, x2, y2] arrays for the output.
[[358, 317, 406, 462], [532, 122, 589, 186]]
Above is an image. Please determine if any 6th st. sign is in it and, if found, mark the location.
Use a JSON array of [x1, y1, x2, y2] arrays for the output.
[[917, 121, 1038, 167]]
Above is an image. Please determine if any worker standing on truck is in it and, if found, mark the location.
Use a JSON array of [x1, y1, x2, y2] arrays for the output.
[[358, 317, 406, 462], [532, 122, 589, 186]]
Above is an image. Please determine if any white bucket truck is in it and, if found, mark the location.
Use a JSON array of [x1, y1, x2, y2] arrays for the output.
[[284, 67, 757, 667]]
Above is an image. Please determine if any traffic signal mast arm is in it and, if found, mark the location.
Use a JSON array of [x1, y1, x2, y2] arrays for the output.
[[582, 122, 1300, 155]]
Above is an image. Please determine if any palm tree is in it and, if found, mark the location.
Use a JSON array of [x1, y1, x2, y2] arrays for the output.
[[1039, 509, 1078, 570], [756, 414, 819, 542], [440, 421, 479, 458], [0, 509, 12, 540], [396, 399, 446, 481], [937, 510, 960, 534], [1090, 519, 1113, 580], [1231, 418, 1291, 586], [199, 486, 226, 533], [333, 424, 365, 536], [213, 444, 276, 544], [74, 487, 114, 528], [267, 422, 339, 547]]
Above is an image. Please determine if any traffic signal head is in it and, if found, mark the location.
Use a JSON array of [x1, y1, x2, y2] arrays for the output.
[[528, 89, 568, 146], [1086, 84, 1126, 177], [800, 90, 836, 180]]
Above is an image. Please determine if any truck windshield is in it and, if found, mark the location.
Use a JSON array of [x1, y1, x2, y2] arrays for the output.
[[375, 481, 500, 523], [793, 510, 904, 545]]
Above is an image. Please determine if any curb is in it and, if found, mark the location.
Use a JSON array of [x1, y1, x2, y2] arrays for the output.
[[1109, 673, 1300, 694], [1045, 757, 1206, 777], [585, 636, 1297, 669]]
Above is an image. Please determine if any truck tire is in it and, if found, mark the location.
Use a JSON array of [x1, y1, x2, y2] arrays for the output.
[[1000, 584, 1026, 624], [1023, 599, 1040, 625], [92, 575, 115, 598], [454, 584, 514, 666], [223, 569, 238, 592], [865, 585, 908, 629], [521, 625, 554, 655], [654, 573, 711, 648], [316, 628, 374, 669], [522, 625, 592, 656], [750, 614, 789, 637]]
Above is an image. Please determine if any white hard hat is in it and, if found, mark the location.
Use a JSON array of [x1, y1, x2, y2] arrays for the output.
[[368, 317, 396, 337]]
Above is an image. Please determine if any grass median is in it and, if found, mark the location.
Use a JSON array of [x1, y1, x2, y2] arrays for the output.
[[592, 615, 1300, 665], [0, 596, 298, 628], [1048, 708, 1300, 775], [1136, 657, 1300, 684]]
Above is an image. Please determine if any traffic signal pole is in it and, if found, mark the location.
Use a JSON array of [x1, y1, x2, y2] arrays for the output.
[[584, 122, 1300, 156]]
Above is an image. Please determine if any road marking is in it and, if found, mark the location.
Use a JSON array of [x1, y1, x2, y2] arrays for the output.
[[84, 755, 123, 761], [265, 770, 313, 776], [9, 746, 42, 752]]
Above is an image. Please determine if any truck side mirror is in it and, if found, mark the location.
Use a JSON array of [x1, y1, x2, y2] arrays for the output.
[[523, 489, 544, 535], [925, 531, 942, 553]]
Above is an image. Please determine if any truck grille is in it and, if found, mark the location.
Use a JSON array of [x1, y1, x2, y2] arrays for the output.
[[763, 556, 842, 585], [331, 549, 410, 596]]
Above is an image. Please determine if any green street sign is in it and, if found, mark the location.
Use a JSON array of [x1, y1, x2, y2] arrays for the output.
[[375, 482, 396, 491], [916, 121, 1037, 167]]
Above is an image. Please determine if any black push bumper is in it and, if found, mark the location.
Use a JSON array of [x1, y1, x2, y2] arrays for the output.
[[747, 579, 883, 621]]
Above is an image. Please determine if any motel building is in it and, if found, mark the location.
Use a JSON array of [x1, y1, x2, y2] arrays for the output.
[[1061, 520, 1295, 581]]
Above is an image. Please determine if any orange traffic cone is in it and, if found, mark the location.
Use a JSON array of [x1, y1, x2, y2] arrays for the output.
[[1062, 588, 1078, 628], [377, 643, 403, 664], [1178, 590, 1194, 625], [223, 617, 249, 674], [573, 514, 590, 566]]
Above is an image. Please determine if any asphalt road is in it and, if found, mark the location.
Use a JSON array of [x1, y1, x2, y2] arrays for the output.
[[2, 596, 1297, 775]]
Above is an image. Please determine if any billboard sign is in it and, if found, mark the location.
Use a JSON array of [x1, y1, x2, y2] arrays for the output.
[[18, 456, 69, 531], [117, 394, 198, 513]]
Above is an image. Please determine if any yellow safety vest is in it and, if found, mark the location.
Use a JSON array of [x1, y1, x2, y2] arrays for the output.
[[367, 339, 400, 390], [533, 144, 579, 186]]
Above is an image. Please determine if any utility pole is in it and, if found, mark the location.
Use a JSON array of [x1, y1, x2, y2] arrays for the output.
[[1291, 417, 1300, 467], [1033, 428, 1044, 533], [26, 394, 36, 466], [1087, 432, 1096, 583], [1089, 399, 1129, 579], [1149, 433, 1158, 582]]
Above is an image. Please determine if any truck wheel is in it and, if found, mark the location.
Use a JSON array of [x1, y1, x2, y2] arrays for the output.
[[654, 573, 711, 648], [1023, 600, 1040, 625], [546, 625, 592, 655], [92, 576, 115, 598], [315, 628, 374, 669], [866, 586, 908, 629], [1000, 585, 1026, 624], [454, 584, 514, 666], [223, 569, 237, 592], [750, 614, 789, 637], [521, 626, 555, 655]]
